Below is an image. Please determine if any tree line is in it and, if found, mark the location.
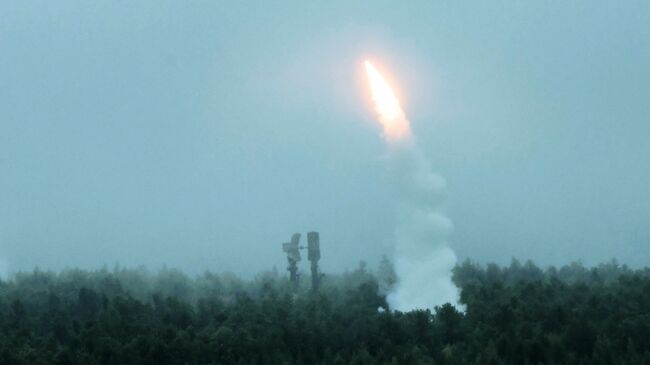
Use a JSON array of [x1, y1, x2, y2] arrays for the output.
[[0, 258, 649, 364]]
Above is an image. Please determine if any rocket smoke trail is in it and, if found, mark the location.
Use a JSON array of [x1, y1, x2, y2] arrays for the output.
[[364, 61, 461, 311]]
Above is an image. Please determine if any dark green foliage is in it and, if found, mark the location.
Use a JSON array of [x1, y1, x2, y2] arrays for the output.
[[0, 259, 649, 364]]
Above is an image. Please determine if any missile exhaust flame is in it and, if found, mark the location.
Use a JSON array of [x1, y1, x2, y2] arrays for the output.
[[364, 61, 411, 142]]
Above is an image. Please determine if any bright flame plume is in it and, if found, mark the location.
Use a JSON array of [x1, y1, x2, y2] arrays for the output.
[[364, 61, 411, 141]]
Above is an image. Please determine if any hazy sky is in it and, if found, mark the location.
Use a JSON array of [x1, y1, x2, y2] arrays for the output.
[[2, 1, 649, 276]]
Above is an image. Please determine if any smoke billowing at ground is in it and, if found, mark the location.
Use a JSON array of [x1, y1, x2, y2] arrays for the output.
[[364, 61, 460, 311], [386, 143, 461, 310]]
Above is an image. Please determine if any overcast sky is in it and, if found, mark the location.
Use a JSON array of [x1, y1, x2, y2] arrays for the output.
[[1, 1, 649, 276]]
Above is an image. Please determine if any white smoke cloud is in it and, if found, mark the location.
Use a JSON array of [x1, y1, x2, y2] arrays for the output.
[[384, 138, 462, 312]]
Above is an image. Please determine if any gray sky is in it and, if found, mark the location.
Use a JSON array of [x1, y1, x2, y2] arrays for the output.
[[1, 1, 649, 276]]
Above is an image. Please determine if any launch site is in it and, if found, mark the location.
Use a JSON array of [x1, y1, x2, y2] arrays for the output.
[[1, 2, 649, 364]]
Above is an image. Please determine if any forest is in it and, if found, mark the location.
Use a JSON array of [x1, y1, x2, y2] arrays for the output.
[[1, 258, 650, 364]]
